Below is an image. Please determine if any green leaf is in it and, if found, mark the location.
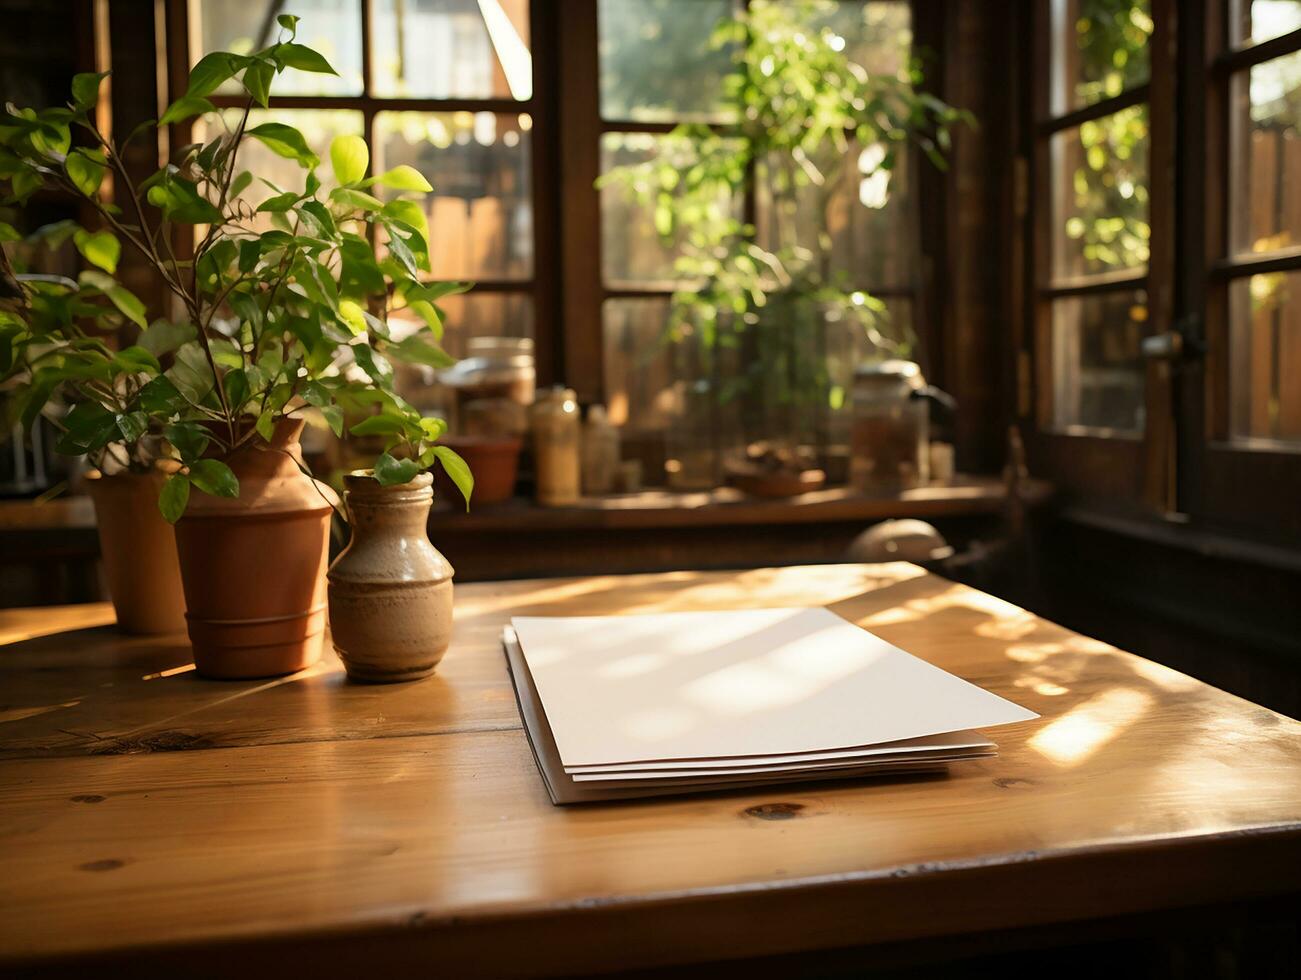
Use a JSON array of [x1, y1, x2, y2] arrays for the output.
[[65, 148, 107, 197], [167, 343, 215, 405], [247, 122, 319, 168], [255, 410, 276, 442], [276, 43, 337, 75], [164, 421, 211, 462], [57, 400, 118, 454], [115, 410, 149, 443], [112, 345, 161, 375], [187, 51, 248, 99], [277, 13, 300, 33], [106, 285, 147, 328], [223, 367, 250, 409], [256, 190, 299, 213], [349, 414, 408, 437], [405, 300, 443, 340], [330, 134, 369, 186], [300, 380, 329, 407], [351, 342, 391, 383], [374, 452, 420, 487], [188, 458, 239, 499], [367, 165, 432, 192], [159, 474, 190, 523], [242, 60, 274, 107], [138, 375, 187, 414], [337, 299, 367, 337], [73, 228, 119, 273], [139, 319, 196, 357], [432, 445, 474, 509], [329, 187, 384, 211], [383, 222, 420, 279], [229, 170, 253, 198], [71, 71, 109, 112], [387, 334, 455, 368], [0, 221, 19, 243], [321, 404, 344, 437], [159, 94, 216, 126]]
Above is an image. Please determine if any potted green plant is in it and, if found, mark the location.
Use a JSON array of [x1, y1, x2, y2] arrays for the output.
[[601, 0, 970, 485], [0, 15, 472, 676]]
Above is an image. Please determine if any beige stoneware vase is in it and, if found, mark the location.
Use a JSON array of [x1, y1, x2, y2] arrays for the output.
[[327, 471, 454, 682]]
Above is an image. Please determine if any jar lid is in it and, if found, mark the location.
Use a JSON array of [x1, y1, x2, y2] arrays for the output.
[[853, 359, 925, 389]]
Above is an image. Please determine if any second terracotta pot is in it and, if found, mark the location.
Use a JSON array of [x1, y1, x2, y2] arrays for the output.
[[87, 471, 187, 634], [173, 419, 334, 679]]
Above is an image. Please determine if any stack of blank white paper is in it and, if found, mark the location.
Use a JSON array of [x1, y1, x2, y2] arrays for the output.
[[502, 607, 1037, 804]]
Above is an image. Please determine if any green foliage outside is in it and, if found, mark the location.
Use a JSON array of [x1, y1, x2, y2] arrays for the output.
[[0, 14, 473, 520], [1062, 0, 1153, 274]]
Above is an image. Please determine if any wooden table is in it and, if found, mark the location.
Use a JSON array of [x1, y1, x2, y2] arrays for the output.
[[2, 564, 1299, 978]]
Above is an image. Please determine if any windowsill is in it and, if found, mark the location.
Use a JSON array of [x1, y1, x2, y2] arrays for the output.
[[428, 475, 1052, 532]]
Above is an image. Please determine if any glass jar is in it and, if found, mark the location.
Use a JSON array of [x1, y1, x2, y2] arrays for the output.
[[850, 359, 929, 491], [529, 386, 580, 506], [440, 337, 535, 435]]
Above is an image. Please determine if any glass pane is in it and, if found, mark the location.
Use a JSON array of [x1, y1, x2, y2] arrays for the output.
[[1233, 0, 1301, 46], [189, 0, 364, 95], [756, 144, 916, 289], [1051, 105, 1150, 280], [193, 110, 364, 228], [390, 292, 533, 414], [598, 0, 736, 123], [371, 0, 532, 100], [1050, 289, 1147, 433], [1229, 50, 1301, 256], [602, 297, 677, 433], [1049, 0, 1152, 114], [1229, 271, 1301, 443], [814, 0, 912, 78], [600, 132, 739, 287], [376, 111, 532, 280]]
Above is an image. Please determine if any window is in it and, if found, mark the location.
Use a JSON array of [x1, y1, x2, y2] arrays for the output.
[[1038, 0, 1153, 436], [592, 0, 922, 479], [1194, 0, 1301, 533], [182, 0, 538, 376]]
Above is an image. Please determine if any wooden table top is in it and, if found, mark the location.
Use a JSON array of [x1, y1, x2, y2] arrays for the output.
[[2, 564, 1299, 977]]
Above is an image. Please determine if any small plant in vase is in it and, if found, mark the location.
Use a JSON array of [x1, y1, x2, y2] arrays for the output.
[[0, 14, 472, 678]]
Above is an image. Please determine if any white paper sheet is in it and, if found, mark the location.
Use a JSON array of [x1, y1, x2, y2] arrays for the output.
[[511, 607, 1037, 768], [564, 729, 993, 774]]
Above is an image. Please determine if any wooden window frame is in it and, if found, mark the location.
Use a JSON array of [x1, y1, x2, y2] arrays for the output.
[[164, 0, 560, 382], [1022, 0, 1178, 510], [1185, 1, 1301, 537]]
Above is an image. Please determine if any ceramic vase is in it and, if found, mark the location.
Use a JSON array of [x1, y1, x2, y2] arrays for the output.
[[327, 471, 455, 683], [87, 470, 187, 634], [173, 418, 334, 679]]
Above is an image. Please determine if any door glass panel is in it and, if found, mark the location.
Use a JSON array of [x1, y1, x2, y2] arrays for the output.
[[375, 111, 533, 280], [1050, 105, 1150, 280], [1229, 49, 1301, 256], [1049, 0, 1152, 114], [1229, 271, 1301, 443], [189, 0, 364, 95], [597, 0, 736, 123], [1050, 289, 1147, 433], [370, 0, 532, 100], [1233, 0, 1301, 46]]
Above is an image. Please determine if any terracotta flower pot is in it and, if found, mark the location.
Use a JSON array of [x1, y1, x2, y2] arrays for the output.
[[173, 418, 335, 679], [328, 471, 454, 683], [87, 471, 187, 634], [434, 434, 520, 505]]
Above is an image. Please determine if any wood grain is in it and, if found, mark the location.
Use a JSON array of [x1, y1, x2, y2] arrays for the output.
[[1, 564, 1299, 978]]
